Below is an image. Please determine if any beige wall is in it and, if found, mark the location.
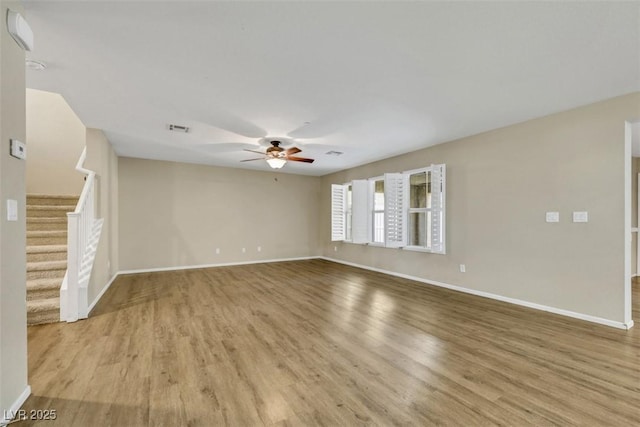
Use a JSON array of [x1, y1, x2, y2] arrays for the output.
[[26, 88, 85, 195], [118, 158, 321, 271], [84, 129, 118, 304], [0, 0, 29, 414], [321, 93, 640, 324]]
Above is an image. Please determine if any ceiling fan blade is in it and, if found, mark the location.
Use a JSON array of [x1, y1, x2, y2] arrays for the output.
[[285, 146, 301, 156], [244, 149, 267, 155], [287, 156, 315, 163], [240, 158, 266, 162], [195, 109, 267, 138], [197, 143, 260, 153]]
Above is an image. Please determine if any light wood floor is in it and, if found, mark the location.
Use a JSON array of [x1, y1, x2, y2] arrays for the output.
[[20, 260, 640, 426]]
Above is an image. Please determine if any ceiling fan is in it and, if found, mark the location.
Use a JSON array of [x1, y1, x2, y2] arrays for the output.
[[241, 140, 314, 169]]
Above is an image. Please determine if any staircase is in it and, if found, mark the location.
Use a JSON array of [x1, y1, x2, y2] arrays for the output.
[[26, 194, 78, 325]]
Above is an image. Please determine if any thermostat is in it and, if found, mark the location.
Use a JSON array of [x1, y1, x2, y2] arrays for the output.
[[10, 139, 26, 160]]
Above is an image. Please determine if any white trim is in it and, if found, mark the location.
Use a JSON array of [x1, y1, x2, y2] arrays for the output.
[[87, 273, 119, 315], [637, 172, 640, 290], [1, 386, 31, 427], [624, 122, 632, 325], [117, 256, 318, 275], [320, 256, 634, 330], [402, 245, 433, 253]]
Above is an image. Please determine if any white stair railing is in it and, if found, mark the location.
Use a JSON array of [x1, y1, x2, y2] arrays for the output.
[[60, 148, 104, 322]]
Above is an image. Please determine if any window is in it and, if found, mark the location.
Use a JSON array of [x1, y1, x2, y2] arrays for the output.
[[405, 165, 445, 253], [345, 184, 352, 241], [371, 178, 385, 244], [408, 171, 428, 247], [330, 164, 445, 253], [331, 180, 369, 244], [331, 184, 346, 241]]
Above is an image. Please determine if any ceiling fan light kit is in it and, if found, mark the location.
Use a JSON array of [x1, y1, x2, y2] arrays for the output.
[[266, 158, 287, 169], [243, 140, 315, 170]]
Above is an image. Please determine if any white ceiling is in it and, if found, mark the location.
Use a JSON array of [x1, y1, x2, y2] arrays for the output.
[[23, 1, 640, 176]]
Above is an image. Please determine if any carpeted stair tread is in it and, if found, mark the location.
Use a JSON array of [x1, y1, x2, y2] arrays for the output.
[[27, 205, 76, 218], [27, 194, 79, 206], [27, 260, 67, 271], [27, 278, 62, 301], [27, 230, 67, 237], [27, 217, 67, 232], [27, 297, 60, 325], [27, 245, 67, 262], [27, 277, 62, 290], [28, 193, 78, 198], [27, 205, 76, 211], [28, 217, 67, 224], [25, 194, 75, 325], [27, 297, 59, 312], [27, 244, 67, 254], [27, 230, 68, 245]]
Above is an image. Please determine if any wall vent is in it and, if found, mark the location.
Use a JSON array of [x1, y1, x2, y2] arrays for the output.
[[167, 124, 190, 133]]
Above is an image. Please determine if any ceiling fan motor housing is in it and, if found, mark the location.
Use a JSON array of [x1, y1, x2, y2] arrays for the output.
[[266, 141, 284, 157]]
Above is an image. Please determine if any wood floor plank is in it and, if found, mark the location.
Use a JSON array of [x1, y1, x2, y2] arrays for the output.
[[17, 259, 640, 426]]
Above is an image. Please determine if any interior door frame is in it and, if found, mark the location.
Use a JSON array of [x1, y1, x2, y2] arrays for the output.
[[624, 121, 633, 327]]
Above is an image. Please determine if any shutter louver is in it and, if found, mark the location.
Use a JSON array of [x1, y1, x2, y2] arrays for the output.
[[384, 173, 406, 248], [430, 164, 445, 253], [331, 184, 346, 241]]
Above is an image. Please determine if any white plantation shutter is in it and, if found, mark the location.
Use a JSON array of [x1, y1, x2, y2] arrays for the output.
[[384, 173, 407, 248], [351, 180, 370, 244], [430, 164, 446, 253], [331, 184, 346, 241]]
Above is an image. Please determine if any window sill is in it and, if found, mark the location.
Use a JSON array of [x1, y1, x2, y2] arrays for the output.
[[402, 246, 433, 253]]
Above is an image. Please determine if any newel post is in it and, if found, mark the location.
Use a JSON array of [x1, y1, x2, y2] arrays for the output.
[[66, 212, 80, 322]]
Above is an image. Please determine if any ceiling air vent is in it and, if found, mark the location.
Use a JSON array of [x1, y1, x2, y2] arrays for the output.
[[325, 150, 343, 156], [167, 124, 190, 133]]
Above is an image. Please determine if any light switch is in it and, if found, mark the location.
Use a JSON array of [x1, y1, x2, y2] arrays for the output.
[[573, 211, 588, 223], [10, 139, 26, 160], [546, 212, 559, 223], [7, 199, 17, 221]]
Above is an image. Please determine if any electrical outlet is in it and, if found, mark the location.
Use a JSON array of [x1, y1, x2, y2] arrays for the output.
[[215, 248, 220, 255], [546, 212, 559, 223], [242, 247, 246, 253], [459, 264, 466, 273], [257, 246, 261, 252], [334, 246, 338, 252], [573, 211, 588, 223]]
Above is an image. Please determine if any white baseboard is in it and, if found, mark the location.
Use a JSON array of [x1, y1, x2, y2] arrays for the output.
[[1, 386, 31, 427], [117, 256, 318, 275], [320, 256, 634, 330]]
